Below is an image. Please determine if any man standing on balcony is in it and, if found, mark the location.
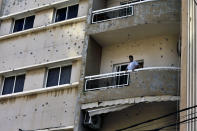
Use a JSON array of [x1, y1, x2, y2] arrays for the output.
[[127, 55, 139, 71]]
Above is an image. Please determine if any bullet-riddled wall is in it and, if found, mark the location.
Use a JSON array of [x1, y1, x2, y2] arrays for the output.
[[0, 87, 78, 131], [100, 35, 180, 74], [0, 21, 85, 72]]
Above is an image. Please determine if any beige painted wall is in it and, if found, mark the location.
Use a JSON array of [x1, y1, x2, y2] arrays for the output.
[[0, 21, 85, 72], [0, 87, 78, 131], [85, 37, 102, 76], [34, 9, 54, 27], [100, 35, 180, 74], [78, 0, 89, 17], [71, 60, 81, 83], [101, 102, 178, 131], [23, 68, 46, 91], [0, 19, 12, 36]]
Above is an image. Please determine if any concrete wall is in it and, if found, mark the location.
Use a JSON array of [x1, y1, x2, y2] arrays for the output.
[[0, 21, 85, 72], [92, 0, 106, 11], [100, 102, 178, 131], [23, 68, 46, 91], [100, 35, 179, 74], [34, 9, 54, 27], [85, 37, 102, 76], [0, 87, 78, 131], [106, 0, 125, 8]]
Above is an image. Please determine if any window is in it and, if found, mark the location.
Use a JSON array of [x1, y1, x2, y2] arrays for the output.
[[55, 4, 79, 22], [46, 65, 72, 87], [13, 15, 35, 32], [2, 74, 25, 95]]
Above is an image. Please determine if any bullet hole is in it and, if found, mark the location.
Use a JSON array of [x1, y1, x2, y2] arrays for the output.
[[19, 52, 23, 54], [60, 123, 62, 125], [48, 49, 50, 52], [62, 35, 64, 38], [47, 60, 49, 62], [65, 43, 68, 45], [67, 31, 69, 34], [68, 47, 70, 49], [38, 4, 39, 6], [160, 47, 162, 50], [78, 46, 80, 49], [23, 114, 27, 117], [171, 64, 174, 66], [45, 102, 48, 105], [77, 52, 79, 55], [33, 38, 36, 40], [165, 38, 168, 41], [161, 55, 163, 58], [82, 41, 84, 43], [76, 37, 78, 39], [42, 104, 44, 107], [56, 50, 58, 52], [49, 30, 52, 32], [65, 110, 67, 112], [13, 1, 15, 5], [15, 116, 18, 119], [69, 34, 72, 37], [145, 21, 148, 24], [35, 108, 37, 111], [30, 52, 33, 55]]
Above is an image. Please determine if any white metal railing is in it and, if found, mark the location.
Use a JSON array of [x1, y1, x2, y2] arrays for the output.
[[91, 0, 157, 23], [84, 67, 180, 91], [85, 71, 130, 91]]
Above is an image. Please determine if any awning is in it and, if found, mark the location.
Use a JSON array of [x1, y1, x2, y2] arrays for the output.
[[87, 105, 132, 117]]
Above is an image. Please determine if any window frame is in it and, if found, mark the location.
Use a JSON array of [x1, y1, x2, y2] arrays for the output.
[[45, 64, 72, 88], [1, 73, 26, 95], [12, 15, 35, 33], [53, 4, 79, 23]]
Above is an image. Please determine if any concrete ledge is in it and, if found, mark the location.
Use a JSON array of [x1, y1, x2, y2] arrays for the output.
[[0, 55, 82, 75], [0, 16, 86, 41], [81, 95, 180, 109], [0, 82, 79, 100]]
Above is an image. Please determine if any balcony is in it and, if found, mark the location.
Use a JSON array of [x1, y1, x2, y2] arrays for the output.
[[81, 67, 180, 103], [87, 0, 180, 45]]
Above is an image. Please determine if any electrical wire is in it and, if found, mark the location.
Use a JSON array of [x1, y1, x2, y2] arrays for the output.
[[127, 111, 197, 131], [116, 105, 197, 131]]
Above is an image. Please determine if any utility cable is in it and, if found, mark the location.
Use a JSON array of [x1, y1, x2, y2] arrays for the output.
[[116, 105, 197, 131]]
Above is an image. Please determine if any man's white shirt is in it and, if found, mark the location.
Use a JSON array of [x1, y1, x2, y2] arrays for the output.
[[127, 61, 139, 70]]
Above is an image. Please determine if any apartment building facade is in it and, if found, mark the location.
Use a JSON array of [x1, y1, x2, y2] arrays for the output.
[[0, 0, 88, 131], [78, 0, 181, 130]]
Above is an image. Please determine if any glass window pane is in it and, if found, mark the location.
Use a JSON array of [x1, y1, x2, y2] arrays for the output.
[[55, 7, 67, 22], [24, 15, 35, 30], [13, 18, 24, 32], [2, 76, 15, 95], [14, 74, 25, 93], [60, 65, 72, 85], [67, 4, 78, 19], [46, 67, 60, 87]]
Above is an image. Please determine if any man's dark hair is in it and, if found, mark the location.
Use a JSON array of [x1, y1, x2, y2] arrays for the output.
[[129, 55, 133, 59]]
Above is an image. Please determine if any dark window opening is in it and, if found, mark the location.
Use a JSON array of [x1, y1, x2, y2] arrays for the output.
[[13, 15, 35, 33], [2, 74, 25, 95], [55, 7, 67, 22], [2, 76, 15, 95], [46, 65, 72, 87], [46, 67, 60, 87], [55, 4, 78, 22], [24, 15, 35, 30], [60, 65, 72, 85], [67, 4, 79, 19], [13, 18, 24, 32], [14, 74, 25, 93]]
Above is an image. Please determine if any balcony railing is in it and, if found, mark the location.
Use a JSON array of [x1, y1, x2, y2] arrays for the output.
[[92, 4, 134, 23], [91, 0, 157, 23], [85, 71, 130, 91]]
